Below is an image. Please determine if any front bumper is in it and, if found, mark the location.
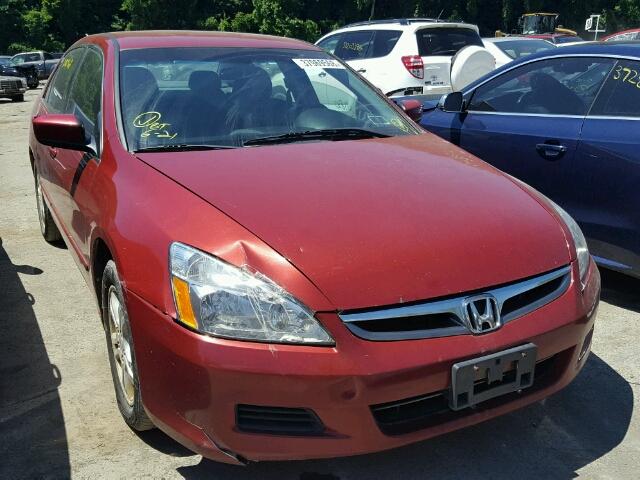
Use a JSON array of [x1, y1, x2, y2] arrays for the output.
[[0, 85, 26, 98], [127, 261, 600, 464]]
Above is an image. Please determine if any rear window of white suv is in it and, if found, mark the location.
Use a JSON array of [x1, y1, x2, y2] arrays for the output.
[[416, 27, 483, 56]]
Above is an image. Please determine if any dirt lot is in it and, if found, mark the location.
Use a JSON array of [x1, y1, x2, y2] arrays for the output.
[[1, 87, 639, 480]]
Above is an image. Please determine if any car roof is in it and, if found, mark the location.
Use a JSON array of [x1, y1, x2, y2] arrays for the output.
[[81, 30, 318, 51], [538, 41, 640, 57], [603, 28, 640, 40], [343, 18, 469, 28], [320, 19, 478, 36], [483, 37, 553, 43]]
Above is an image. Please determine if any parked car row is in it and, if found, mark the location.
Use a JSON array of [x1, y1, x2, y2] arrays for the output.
[[29, 30, 599, 465], [317, 18, 640, 99]]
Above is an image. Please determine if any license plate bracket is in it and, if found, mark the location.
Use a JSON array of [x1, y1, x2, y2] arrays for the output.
[[449, 343, 537, 411]]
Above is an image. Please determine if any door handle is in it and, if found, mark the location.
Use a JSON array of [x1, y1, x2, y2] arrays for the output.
[[536, 143, 567, 161], [357, 68, 367, 74], [47, 147, 58, 159]]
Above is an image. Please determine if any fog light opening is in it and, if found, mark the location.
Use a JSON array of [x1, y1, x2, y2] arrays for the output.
[[578, 327, 594, 363]]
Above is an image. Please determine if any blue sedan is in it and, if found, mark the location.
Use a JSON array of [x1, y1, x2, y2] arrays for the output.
[[418, 42, 640, 278]]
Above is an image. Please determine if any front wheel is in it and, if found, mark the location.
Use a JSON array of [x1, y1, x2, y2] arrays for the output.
[[102, 260, 154, 431], [11, 94, 24, 102]]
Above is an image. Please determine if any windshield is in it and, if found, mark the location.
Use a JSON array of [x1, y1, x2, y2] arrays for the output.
[[522, 15, 556, 35], [119, 47, 418, 151], [495, 40, 556, 59]]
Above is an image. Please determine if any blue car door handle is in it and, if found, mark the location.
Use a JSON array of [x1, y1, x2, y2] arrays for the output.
[[536, 143, 567, 161]]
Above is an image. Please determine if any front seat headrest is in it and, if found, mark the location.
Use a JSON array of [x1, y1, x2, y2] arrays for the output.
[[188, 70, 222, 93]]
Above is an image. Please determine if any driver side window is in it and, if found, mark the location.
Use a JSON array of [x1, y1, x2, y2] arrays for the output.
[[468, 57, 614, 116], [67, 49, 103, 152]]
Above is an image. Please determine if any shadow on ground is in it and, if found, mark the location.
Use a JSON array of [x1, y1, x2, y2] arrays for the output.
[[600, 268, 640, 313], [0, 238, 70, 479], [173, 353, 632, 480]]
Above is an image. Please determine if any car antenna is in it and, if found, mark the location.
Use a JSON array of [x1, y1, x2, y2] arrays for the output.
[[436, 9, 444, 22]]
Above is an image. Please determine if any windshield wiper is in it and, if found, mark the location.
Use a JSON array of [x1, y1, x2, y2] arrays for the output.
[[243, 128, 391, 147], [133, 144, 236, 153]]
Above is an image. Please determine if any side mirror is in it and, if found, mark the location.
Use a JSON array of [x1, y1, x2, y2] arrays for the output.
[[398, 98, 423, 123], [33, 114, 91, 152], [440, 92, 465, 113]]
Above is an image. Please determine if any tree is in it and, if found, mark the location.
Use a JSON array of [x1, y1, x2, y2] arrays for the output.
[[4, 0, 640, 53]]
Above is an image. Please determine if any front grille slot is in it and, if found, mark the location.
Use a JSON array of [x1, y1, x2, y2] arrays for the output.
[[371, 352, 563, 436], [236, 404, 325, 436], [501, 275, 565, 320], [355, 313, 459, 333], [340, 266, 571, 341]]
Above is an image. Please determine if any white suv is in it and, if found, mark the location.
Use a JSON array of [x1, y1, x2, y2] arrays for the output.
[[316, 18, 486, 97]]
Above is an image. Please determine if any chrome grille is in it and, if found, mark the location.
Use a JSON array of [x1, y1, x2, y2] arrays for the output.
[[0, 80, 20, 90], [339, 266, 571, 341]]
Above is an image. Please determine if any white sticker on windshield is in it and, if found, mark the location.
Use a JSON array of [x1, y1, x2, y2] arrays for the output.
[[293, 58, 345, 69]]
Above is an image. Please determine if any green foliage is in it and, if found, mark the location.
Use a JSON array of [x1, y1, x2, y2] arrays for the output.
[[2, 0, 640, 54], [615, 0, 640, 20]]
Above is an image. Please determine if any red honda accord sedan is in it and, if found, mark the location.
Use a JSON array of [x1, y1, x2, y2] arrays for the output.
[[29, 31, 600, 464]]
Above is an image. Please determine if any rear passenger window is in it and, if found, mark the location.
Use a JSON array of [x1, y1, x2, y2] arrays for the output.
[[334, 31, 374, 60], [416, 28, 483, 57], [67, 49, 103, 148], [45, 48, 85, 114], [370, 30, 402, 58], [590, 60, 640, 118]]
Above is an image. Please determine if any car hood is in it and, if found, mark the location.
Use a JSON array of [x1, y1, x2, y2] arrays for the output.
[[137, 134, 570, 310]]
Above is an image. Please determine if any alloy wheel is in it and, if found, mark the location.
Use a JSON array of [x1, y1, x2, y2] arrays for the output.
[[108, 287, 136, 406]]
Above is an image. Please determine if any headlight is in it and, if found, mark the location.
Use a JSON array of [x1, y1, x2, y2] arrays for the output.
[[169, 242, 334, 345], [545, 201, 590, 288]]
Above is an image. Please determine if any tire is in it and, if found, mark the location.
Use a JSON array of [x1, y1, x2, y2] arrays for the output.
[[34, 168, 62, 242], [11, 94, 24, 102], [102, 260, 154, 431]]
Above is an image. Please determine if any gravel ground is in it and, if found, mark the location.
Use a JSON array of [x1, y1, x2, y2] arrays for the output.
[[0, 87, 638, 480]]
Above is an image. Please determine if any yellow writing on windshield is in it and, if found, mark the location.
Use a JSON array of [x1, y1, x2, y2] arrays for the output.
[[133, 111, 178, 139], [61, 57, 74, 69], [612, 65, 640, 88], [390, 117, 410, 133]]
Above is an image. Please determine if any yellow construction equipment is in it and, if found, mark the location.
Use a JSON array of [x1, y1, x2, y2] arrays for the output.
[[496, 13, 577, 37]]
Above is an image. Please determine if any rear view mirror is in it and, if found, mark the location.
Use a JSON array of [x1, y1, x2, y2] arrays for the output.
[[33, 114, 91, 152], [398, 98, 423, 123], [440, 92, 465, 113]]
